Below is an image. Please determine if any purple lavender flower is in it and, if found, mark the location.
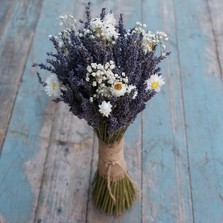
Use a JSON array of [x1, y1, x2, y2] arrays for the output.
[[33, 3, 170, 143]]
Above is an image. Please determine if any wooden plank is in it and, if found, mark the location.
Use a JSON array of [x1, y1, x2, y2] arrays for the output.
[[0, 134, 48, 223], [0, 0, 17, 42], [205, 0, 223, 78], [0, 0, 86, 222], [85, 0, 143, 222], [30, 1, 95, 223], [173, 0, 223, 222], [34, 115, 93, 223], [0, 0, 44, 150], [142, 0, 193, 222]]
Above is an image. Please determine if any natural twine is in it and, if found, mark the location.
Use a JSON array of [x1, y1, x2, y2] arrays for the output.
[[98, 138, 132, 203]]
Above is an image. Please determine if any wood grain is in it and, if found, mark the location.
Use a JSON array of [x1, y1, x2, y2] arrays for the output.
[[31, 1, 94, 223], [0, 0, 44, 151], [174, 0, 223, 222], [0, 0, 223, 222], [205, 0, 223, 78], [141, 1, 193, 223]]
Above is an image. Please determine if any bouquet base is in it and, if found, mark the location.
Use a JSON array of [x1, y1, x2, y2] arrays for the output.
[[91, 138, 137, 215], [92, 170, 137, 215]]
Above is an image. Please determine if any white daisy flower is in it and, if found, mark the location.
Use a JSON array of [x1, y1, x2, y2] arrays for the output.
[[112, 82, 127, 97], [145, 74, 165, 92], [44, 74, 61, 97], [99, 101, 112, 117]]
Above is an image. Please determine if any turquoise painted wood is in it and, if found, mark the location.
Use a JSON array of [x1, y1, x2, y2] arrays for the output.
[[174, 0, 223, 222], [0, 0, 44, 149], [0, 0, 223, 222], [142, 1, 193, 222]]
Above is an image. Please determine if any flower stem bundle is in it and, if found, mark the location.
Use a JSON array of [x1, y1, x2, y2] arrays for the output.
[[92, 171, 136, 215], [92, 138, 137, 215], [33, 2, 170, 215]]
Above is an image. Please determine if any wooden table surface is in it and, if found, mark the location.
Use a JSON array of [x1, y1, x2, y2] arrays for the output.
[[0, 0, 223, 222]]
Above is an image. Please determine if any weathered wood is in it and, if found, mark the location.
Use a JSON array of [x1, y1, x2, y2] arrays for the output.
[[0, 0, 17, 42], [0, 133, 49, 223], [0, 0, 86, 222], [0, 0, 44, 151], [141, 1, 193, 222], [1, 0, 223, 222], [205, 0, 223, 78], [34, 117, 93, 223], [31, 1, 94, 223], [174, 0, 223, 222]]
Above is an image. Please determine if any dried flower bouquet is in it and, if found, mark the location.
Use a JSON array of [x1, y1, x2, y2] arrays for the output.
[[33, 2, 169, 215]]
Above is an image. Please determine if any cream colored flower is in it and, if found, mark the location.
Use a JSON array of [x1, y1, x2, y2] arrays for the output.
[[145, 74, 165, 92], [90, 14, 119, 42], [112, 82, 127, 97], [44, 74, 61, 97], [99, 101, 112, 117]]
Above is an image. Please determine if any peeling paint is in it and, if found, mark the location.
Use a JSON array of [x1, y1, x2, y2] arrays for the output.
[[0, 213, 7, 223]]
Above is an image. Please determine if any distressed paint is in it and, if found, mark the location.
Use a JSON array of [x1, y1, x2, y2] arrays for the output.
[[142, 0, 193, 222], [0, 0, 17, 42], [0, 0, 83, 222], [32, 1, 95, 223], [0, 214, 7, 223], [0, 0, 223, 222], [173, 0, 223, 222], [0, 134, 47, 223], [34, 126, 93, 223], [0, 0, 44, 149], [205, 0, 223, 78]]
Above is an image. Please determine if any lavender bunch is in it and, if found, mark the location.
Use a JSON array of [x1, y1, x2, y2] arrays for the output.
[[33, 3, 170, 144]]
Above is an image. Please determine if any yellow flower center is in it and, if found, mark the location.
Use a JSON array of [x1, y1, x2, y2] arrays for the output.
[[147, 42, 154, 51], [51, 82, 57, 90], [151, 81, 159, 89], [95, 27, 102, 36], [114, 83, 123, 91]]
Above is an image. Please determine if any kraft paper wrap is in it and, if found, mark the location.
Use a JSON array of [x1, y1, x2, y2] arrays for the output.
[[98, 138, 127, 182]]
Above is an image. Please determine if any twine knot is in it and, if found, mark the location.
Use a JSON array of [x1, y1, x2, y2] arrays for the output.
[[98, 138, 128, 203]]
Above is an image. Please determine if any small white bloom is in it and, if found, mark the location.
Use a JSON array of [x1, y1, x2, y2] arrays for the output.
[[91, 63, 97, 69], [133, 91, 138, 99], [99, 101, 112, 117], [145, 74, 165, 92], [44, 74, 61, 97], [127, 85, 138, 99], [127, 84, 136, 93], [123, 77, 128, 83], [110, 64, 115, 70], [58, 14, 77, 30], [104, 13, 116, 26], [87, 66, 92, 72]]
